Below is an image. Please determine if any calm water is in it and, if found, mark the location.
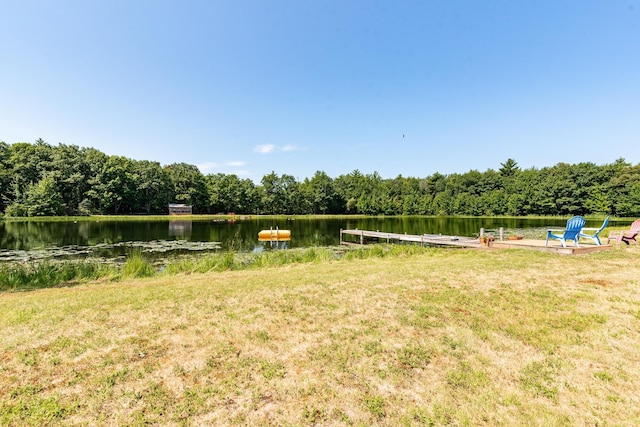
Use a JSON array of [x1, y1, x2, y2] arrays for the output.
[[0, 216, 619, 262]]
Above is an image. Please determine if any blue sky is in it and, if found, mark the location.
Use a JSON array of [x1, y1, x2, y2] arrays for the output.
[[1, 1, 639, 182]]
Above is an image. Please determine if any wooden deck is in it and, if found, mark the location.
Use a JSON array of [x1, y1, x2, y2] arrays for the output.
[[491, 238, 614, 255], [339, 229, 614, 254], [340, 229, 481, 248]]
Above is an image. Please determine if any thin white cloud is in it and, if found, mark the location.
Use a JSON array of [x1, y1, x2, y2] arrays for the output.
[[254, 144, 276, 154], [281, 144, 301, 152], [196, 162, 219, 174], [196, 160, 248, 175], [226, 160, 246, 167], [254, 144, 304, 154]]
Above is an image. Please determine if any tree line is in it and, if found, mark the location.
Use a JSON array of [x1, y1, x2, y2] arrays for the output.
[[1, 140, 640, 217]]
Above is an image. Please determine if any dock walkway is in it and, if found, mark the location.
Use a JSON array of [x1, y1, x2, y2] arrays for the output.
[[339, 229, 481, 248], [491, 238, 613, 254], [339, 228, 614, 254]]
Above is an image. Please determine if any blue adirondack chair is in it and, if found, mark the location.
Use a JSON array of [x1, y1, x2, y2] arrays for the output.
[[578, 216, 609, 245], [546, 216, 586, 248]]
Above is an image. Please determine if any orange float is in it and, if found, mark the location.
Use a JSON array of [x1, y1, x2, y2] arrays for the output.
[[258, 228, 291, 240]]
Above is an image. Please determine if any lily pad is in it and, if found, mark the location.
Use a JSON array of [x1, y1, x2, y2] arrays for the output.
[[0, 240, 221, 263]]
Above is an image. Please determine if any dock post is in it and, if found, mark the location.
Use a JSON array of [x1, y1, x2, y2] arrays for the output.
[[360, 230, 364, 245], [480, 228, 485, 237], [499, 227, 504, 241], [340, 228, 343, 245]]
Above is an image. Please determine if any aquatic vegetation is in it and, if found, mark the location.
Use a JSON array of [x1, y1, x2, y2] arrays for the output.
[[121, 251, 156, 279], [0, 261, 114, 292], [0, 245, 435, 292], [0, 240, 222, 263]]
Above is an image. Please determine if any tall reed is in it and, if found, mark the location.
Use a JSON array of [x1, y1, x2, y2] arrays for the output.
[[2, 245, 435, 292], [120, 251, 156, 279], [0, 261, 114, 292]]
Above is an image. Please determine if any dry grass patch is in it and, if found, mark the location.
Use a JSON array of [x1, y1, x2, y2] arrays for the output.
[[2, 246, 640, 425]]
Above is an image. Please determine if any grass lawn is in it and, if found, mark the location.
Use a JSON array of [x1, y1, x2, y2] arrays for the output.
[[2, 245, 640, 425]]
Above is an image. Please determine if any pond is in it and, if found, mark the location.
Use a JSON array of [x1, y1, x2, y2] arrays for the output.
[[0, 216, 619, 263]]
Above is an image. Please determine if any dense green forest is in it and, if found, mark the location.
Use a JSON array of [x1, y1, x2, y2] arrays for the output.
[[1, 140, 640, 217]]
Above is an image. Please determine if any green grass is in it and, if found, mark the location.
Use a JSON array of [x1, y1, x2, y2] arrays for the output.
[[0, 244, 437, 292], [2, 244, 640, 425], [120, 251, 156, 278], [0, 261, 115, 292]]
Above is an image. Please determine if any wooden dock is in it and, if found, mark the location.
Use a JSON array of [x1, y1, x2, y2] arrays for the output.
[[339, 229, 481, 248], [491, 238, 614, 255], [339, 229, 614, 254]]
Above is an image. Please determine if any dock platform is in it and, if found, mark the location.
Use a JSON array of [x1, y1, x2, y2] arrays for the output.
[[340, 229, 481, 248], [339, 229, 614, 254], [491, 238, 613, 254]]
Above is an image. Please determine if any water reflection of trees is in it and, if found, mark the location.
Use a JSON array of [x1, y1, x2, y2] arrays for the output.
[[2, 221, 71, 250], [0, 217, 614, 255]]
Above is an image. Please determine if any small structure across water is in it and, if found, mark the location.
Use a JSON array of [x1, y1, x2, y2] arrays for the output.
[[168, 203, 192, 215]]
